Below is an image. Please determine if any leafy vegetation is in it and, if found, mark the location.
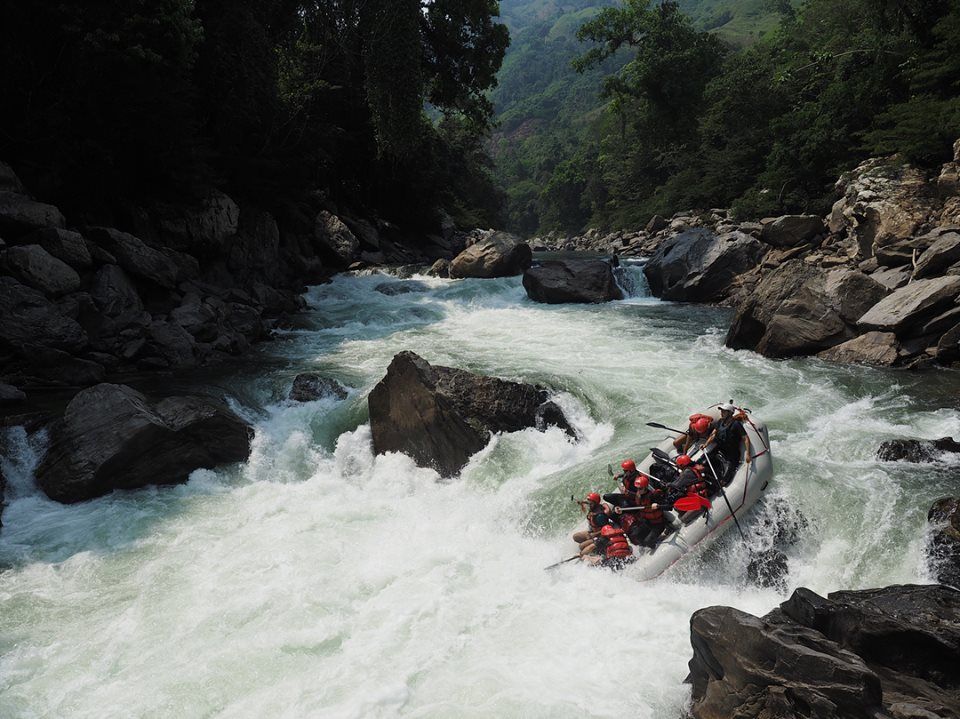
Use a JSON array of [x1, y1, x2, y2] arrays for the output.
[[495, 0, 960, 234], [0, 0, 509, 230]]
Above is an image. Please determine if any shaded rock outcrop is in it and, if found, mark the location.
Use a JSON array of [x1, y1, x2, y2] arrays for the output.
[[643, 229, 766, 302], [448, 232, 532, 279], [761, 215, 825, 248], [36, 383, 253, 503], [688, 584, 960, 719], [928, 497, 960, 589], [818, 331, 900, 367], [858, 276, 960, 333], [288, 373, 348, 403], [877, 436, 960, 462], [522, 258, 624, 304], [368, 351, 572, 477]]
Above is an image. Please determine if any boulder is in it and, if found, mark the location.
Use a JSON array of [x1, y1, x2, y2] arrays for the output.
[[35, 383, 253, 503], [523, 258, 624, 304], [643, 229, 765, 302], [448, 232, 532, 279], [760, 215, 825, 248], [0, 161, 25, 194], [368, 351, 572, 477], [870, 266, 911, 291], [169, 296, 219, 342], [913, 229, 960, 279], [145, 320, 196, 367], [928, 498, 960, 589], [936, 323, 960, 363], [0, 276, 87, 352], [858, 276, 960, 334], [689, 585, 960, 719], [314, 210, 360, 266], [2, 244, 81, 295], [645, 214, 668, 234], [90, 265, 143, 316], [0, 382, 26, 405], [86, 227, 181, 288], [0, 191, 65, 237], [26, 227, 92, 269], [725, 261, 851, 358], [227, 207, 282, 286], [823, 269, 890, 324], [426, 258, 450, 278], [688, 605, 883, 719], [818, 331, 900, 366], [877, 436, 960, 462], [288, 373, 349, 403]]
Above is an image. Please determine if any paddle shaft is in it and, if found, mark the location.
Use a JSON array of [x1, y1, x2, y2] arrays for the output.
[[700, 451, 747, 541], [544, 555, 581, 570]]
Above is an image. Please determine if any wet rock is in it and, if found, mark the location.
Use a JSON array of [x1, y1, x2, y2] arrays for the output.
[[146, 320, 196, 367], [368, 351, 571, 477], [760, 215, 825, 248], [36, 383, 253, 503], [90, 265, 143, 316], [928, 498, 960, 589], [746, 548, 789, 589], [314, 210, 360, 266], [688, 604, 883, 719], [818, 331, 900, 367], [0, 161, 25, 194], [86, 227, 181, 288], [913, 229, 960, 280], [523, 258, 624, 304], [534, 400, 576, 438], [878, 436, 960, 462], [0, 383, 26, 405], [1, 244, 81, 295], [288, 373, 349, 403], [0, 191, 66, 237], [0, 276, 87, 353], [643, 229, 765, 302], [449, 232, 532, 279], [375, 280, 429, 296], [27, 227, 93, 270], [169, 295, 219, 342], [426, 258, 450, 278], [858, 276, 960, 334]]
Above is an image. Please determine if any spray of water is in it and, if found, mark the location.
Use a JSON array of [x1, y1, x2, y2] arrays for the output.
[[1, 270, 957, 718]]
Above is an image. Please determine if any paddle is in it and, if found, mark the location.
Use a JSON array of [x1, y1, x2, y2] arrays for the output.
[[700, 450, 747, 542], [614, 495, 708, 513], [544, 555, 581, 570], [647, 421, 686, 435]]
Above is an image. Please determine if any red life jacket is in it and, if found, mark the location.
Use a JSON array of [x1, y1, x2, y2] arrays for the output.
[[687, 464, 708, 497], [600, 525, 632, 559], [638, 494, 664, 523]]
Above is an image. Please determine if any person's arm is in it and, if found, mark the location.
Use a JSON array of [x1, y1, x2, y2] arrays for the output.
[[742, 425, 752, 464]]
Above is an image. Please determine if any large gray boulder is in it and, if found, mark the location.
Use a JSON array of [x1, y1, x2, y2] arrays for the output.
[[449, 232, 532, 279], [0, 191, 65, 237], [689, 585, 960, 719], [643, 229, 765, 302], [928, 498, 960, 589], [913, 228, 960, 279], [90, 265, 143, 316], [288, 373, 348, 402], [2, 244, 81, 295], [151, 191, 240, 255], [85, 227, 181, 288], [760, 215, 826, 248], [314, 211, 360, 266], [818, 331, 900, 367], [523, 258, 624, 304], [368, 351, 572, 477], [36, 383, 253, 503], [858, 276, 960, 334], [0, 276, 87, 352], [26, 227, 93, 270]]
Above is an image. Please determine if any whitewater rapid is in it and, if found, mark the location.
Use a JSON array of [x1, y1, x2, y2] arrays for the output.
[[2, 261, 959, 718]]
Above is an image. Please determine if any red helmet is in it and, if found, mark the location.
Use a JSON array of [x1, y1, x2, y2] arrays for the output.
[[621, 459, 636, 472], [693, 417, 711, 434], [586, 492, 601, 504], [676, 455, 692, 467], [634, 475, 649, 491]]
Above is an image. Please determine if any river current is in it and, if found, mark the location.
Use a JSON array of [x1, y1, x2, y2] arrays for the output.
[[2, 261, 959, 718]]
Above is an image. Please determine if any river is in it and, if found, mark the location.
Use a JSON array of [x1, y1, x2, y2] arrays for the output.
[[2, 261, 959, 718]]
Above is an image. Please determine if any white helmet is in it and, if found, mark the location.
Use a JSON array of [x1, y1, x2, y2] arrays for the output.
[[719, 403, 737, 413]]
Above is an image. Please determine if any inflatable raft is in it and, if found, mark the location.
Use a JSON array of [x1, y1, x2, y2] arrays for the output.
[[629, 407, 773, 580]]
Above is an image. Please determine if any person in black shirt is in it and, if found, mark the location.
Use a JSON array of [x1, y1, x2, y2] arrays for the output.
[[705, 404, 751, 484]]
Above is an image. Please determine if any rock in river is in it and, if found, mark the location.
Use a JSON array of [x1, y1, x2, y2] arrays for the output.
[[288, 373, 348, 403], [36, 383, 253, 503], [448, 232, 532, 279], [877, 436, 960, 462], [928, 497, 960, 589], [368, 351, 572, 477], [522, 258, 624, 304]]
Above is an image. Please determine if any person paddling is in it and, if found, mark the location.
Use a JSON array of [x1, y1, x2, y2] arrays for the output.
[[621, 475, 669, 550], [603, 459, 642, 508], [674, 414, 714, 454], [572, 492, 613, 559]]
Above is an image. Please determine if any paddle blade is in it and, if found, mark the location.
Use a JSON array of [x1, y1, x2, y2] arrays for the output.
[[673, 495, 710, 512]]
